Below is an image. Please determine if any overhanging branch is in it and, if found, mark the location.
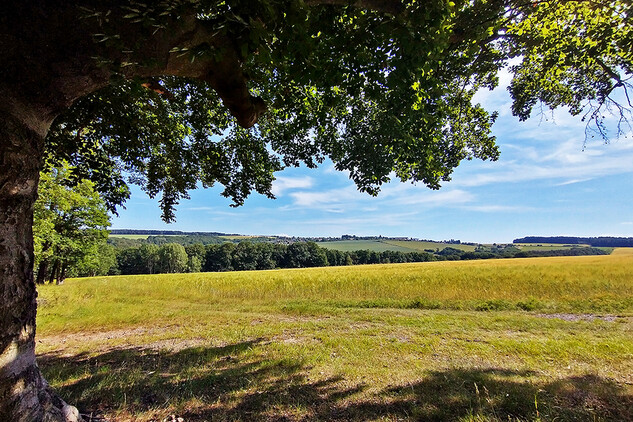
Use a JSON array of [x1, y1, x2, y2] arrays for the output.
[[304, 0, 406, 15]]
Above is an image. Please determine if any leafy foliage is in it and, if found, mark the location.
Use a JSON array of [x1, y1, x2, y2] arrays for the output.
[[157, 243, 189, 273], [33, 164, 111, 283], [507, 0, 633, 140], [46, 0, 633, 221]]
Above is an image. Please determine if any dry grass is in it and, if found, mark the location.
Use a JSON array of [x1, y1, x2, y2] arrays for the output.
[[36, 251, 633, 421]]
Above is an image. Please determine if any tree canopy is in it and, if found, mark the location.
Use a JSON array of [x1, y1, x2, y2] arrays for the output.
[[41, 0, 632, 222], [33, 164, 111, 284]]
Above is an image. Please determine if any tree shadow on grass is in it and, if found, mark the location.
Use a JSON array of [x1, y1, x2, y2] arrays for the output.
[[39, 342, 633, 421]]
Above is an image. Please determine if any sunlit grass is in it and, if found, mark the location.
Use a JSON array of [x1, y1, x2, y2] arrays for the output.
[[36, 251, 633, 421], [38, 252, 633, 333]]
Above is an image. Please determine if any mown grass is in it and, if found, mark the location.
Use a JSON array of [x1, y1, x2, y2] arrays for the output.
[[36, 251, 633, 421]]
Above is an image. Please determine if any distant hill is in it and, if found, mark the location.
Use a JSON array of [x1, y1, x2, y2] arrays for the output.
[[514, 236, 633, 247], [110, 229, 240, 236]]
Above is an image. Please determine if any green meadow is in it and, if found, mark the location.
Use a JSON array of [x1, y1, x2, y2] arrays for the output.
[[316, 239, 478, 252], [36, 250, 633, 421], [108, 234, 153, 240]]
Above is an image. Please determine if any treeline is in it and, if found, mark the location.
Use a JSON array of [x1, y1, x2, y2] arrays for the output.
[[110, 229, 238, 236], [108, 234, 279, 249], [513, 248, 610, 258], [85, 242, 611, 277], [111, 242, 437, 275], [437, 245, 609, 260], [514, 236, 633, 247], [109, 235, 226, 248]]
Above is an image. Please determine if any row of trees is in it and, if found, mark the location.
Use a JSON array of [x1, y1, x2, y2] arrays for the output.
[[112, 242, 437, 275], [438, 246, 609, 261], [108, 233, 278, 249], [514, 236, 633, 247], [93, 242, 610, 277]]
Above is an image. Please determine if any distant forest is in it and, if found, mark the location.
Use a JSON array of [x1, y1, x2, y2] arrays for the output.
[[110, 229, 239, 236], [514, 236, 633, 247], [107, 242, 608, 277]]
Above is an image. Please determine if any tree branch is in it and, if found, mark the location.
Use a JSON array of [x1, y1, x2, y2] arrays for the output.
[[304, 0, 406, 15]]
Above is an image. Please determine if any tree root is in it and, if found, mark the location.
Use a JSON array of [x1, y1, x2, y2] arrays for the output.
[[40, 375, 82, 422]]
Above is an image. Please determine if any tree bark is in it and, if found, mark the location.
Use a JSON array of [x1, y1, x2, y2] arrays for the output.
[[0, 3, 277, 420], [0, 105, 76, 421]]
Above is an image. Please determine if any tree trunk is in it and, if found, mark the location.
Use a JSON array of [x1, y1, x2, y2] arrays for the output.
[[57, 264, 67, 286], [0, 4, 269, 419], [36, 258, 49, 285], [48, 260, 59, 285], [0, 106, 79, 421]]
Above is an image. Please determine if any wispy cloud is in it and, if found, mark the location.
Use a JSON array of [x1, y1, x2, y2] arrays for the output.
[[288, 186, 358, 208], [452, 138, 633, 188], [395, 188, 475, 206], [286, 183, 476, 212], [297, 211, 421, 228], [186, 206, 216, 211], [271, 175, 314, 196], [554, 178, 593, 186], [463, 205, 534, 212]]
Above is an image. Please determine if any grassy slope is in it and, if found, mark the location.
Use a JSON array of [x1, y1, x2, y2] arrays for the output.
[[36, 250, 633, 421], [315, 240, 418, 252], [316, 239, 478, 252], [382, 240, 478, 252], [108, 234, 151, 239]]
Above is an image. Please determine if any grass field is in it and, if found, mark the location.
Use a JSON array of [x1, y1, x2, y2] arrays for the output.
[[36, 250, 633, 421], [316, 240, 420, 252]]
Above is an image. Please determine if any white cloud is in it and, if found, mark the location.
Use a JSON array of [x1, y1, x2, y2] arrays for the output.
[[455, 150, 633, 188], [395, 188, 475, 206], [286, 182, 476, 212], [451, 128, 633, 188], [288, 186, 358, 207], [271, 176, 314, 196]]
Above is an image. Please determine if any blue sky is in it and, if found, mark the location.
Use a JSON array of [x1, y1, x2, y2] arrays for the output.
[[111, 71, 633, 243]]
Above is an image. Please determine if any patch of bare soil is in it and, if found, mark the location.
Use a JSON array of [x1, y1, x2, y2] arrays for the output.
[[535, 313, 620, 322], [37, 325, 212, 354], [39, 326, 160, 348]]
